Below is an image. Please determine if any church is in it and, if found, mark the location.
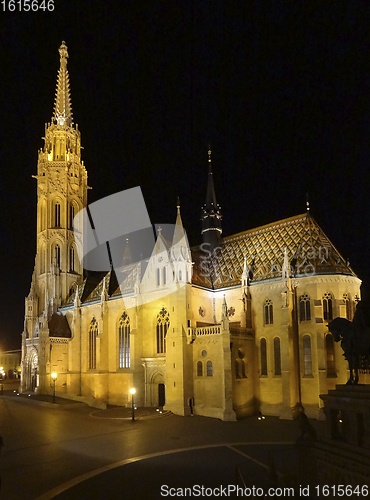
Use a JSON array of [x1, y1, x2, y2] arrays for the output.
[[21, 43, 361, 420]]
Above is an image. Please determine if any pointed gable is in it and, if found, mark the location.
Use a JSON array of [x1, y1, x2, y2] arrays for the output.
[[171, 200, 191, 262]]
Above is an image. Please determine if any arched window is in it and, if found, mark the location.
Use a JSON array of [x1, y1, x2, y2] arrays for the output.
[[69, 283, 76, 297], [157, 268, 160, 287], [40, 246, 45, 274], [55, 202, 61, 227], [343, 293, 353, 321], [206, 360, 213, 376], [54, 244, 61, 268], [326, 333, 336, 377], [156, 307, 169, 354], [197, 361, 203, 377], [89, 317, 98, 369], [264, 299, 273, 325], [260, 338, 267, 376], [299, 293, 311, 322], [40, 202, 46, 231], [69, 246, 75, 272], [303, 335, 312, 376], [118, 311, 130, 368], [179, 270, 182, 281], [163, 267, 166, 285], [69, 204, 75, 229], [273, 337, 281, 376], [323, 292, 333, 321]]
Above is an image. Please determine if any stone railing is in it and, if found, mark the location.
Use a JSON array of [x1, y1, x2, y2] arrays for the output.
[[187, 324, 221, 343]]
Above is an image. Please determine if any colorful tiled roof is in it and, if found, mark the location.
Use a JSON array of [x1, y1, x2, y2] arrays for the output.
[[191, 213, 355, 289]]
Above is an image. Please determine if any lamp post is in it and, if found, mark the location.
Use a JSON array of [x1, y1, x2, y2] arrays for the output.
[[130, 388, 136, 421], [51, 372, 57, 404]]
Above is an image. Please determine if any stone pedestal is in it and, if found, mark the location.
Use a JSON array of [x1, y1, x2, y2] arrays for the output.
[[320, 385, 370, 448], [298, 385, 370, 493]]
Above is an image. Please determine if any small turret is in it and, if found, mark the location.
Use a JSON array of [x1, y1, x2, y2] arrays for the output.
[[282, 248, 290, 279], [171, 198, 192, 283]]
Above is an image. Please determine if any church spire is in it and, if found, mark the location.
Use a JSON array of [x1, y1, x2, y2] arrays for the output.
[[53, 41, 73, 127], [201, 146, 222, 249]]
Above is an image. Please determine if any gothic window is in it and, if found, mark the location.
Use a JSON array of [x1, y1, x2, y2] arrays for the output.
[[157, 268, 160, 287], [54, 244, 61, 268], [55, 203, 61, 227], [326, 333, 336, 377], [163, 267, 166, 285], [273, 337, 281, 376], [156, 307, 170, 354], [260, 338, 267, 376], [118, 311, 130, 368], [323, 292, 333, 321], [89, 317, 98, 370], [69, 246, 75, 272], [343, 293, 353, 321], [206, 360, 213, 376], [299, 293, 311, 322], [40, 202, 46, 231], [40, 246, 45, 274], [69, 204, 75, 229], [264, 299, 273, 325], [179, 270, 182, 281], [197, 361, 203, 377], [303, 335, 312, 376]]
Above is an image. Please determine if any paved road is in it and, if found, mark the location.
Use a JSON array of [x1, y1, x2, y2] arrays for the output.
[[0, 395, 321, 500]]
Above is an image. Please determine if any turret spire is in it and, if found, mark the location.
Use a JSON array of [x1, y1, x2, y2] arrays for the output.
[[53, 41, 73, 127], [172, 197, 191, 262], [201, 145, 222, 249], [306, 192, 310, 217]]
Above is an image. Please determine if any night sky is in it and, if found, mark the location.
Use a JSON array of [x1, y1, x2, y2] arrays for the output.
[[1, 1, 370, 350]]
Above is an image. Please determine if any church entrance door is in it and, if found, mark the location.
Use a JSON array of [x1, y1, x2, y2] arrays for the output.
[[158, 383, 165, 407]]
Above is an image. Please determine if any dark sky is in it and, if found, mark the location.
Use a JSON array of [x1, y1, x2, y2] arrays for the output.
[[1, 1, 370, 350]]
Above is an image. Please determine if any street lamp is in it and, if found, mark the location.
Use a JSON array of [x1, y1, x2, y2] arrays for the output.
[[51, 372, 57, 403], [130, 388, 136, 421]]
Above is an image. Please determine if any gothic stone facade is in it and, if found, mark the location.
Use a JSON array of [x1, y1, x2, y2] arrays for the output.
[[21, 43, 361, 421]]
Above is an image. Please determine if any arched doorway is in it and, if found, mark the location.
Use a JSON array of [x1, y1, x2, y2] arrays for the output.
[[151, 372, 165, 407], [25, 347, 39, 392]]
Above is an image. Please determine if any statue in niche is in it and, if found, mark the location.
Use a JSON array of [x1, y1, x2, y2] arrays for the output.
[[328, 298, 370, 385]]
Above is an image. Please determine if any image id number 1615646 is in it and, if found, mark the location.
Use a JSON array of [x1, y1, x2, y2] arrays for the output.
[[1, 1, 54, 11], [315, 485, 368, 497]]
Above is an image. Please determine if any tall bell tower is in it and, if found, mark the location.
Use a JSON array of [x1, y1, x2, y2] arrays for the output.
[[28, 41, 87, 324]]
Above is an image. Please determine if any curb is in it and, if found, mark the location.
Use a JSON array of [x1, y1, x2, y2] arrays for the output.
[[0, 395, 87, 409]]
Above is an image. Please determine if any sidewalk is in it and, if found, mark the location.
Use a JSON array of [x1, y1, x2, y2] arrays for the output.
[[0, 386, 172, 418]]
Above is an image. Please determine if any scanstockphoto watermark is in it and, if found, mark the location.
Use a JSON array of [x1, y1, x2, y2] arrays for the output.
[[198, 242, 330, 279], [160, 484, 297, 497], [160, 484, 369, 497], [73, 187, 192, 304]]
